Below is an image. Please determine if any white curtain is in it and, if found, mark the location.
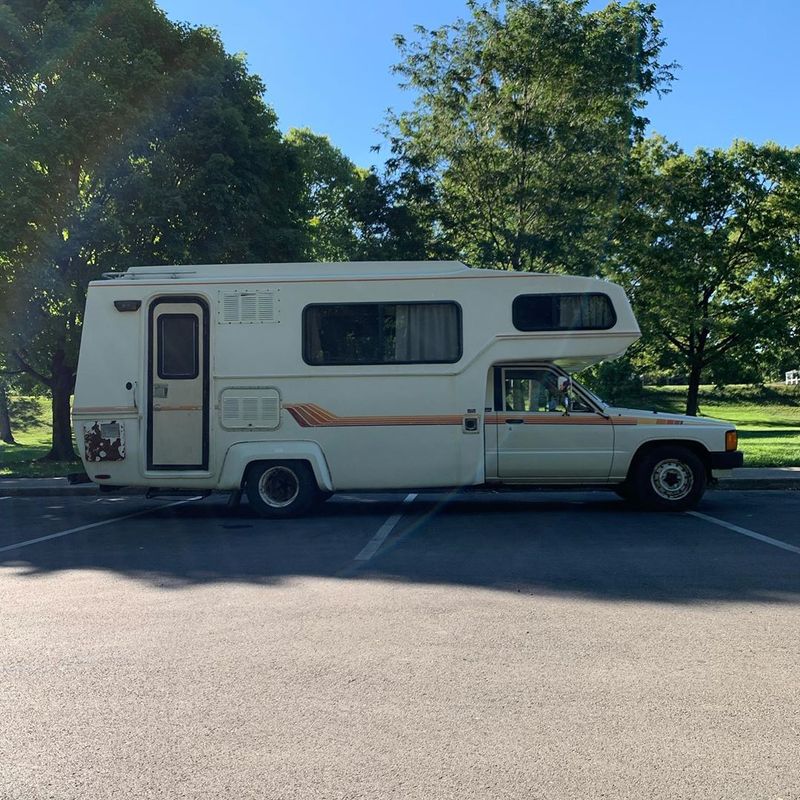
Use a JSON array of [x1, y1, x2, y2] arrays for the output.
[[558, 295, 612, 329], [394, 304, 459, 362]]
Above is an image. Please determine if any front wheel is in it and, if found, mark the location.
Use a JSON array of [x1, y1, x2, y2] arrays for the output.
[[613, 482, 633, 500], [245, 461, 319, 518], [630, 446, 707, 512]]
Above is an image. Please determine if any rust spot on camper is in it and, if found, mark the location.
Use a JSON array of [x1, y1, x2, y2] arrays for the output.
[[84, 421, 126, 462]]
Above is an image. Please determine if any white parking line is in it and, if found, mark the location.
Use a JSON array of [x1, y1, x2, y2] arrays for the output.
[[0, 498, 200, 555], [0, 496, 11, 501], [355, 493, 417, 562], [688, 510, 800, 556]]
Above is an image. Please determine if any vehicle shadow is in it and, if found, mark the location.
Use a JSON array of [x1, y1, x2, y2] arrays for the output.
[[2, 491, 799, 604]]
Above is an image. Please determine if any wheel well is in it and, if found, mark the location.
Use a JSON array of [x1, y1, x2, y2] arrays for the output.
[[241, 459, 318, 489], [627, 440, 711, 481]]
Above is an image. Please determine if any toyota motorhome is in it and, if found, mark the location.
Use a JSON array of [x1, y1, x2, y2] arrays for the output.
[[73, 261, 742, 515]]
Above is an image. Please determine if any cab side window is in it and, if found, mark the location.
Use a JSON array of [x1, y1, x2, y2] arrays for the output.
[[503, 369, 560, 412]]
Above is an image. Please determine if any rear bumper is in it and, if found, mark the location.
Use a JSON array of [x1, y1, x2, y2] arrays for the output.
[[709, 451, 744, 470]]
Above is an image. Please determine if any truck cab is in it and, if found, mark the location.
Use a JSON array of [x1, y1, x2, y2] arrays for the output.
[[485, 363, 742, 510]]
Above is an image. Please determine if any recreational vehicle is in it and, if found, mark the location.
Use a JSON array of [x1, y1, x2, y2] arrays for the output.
[[73, 261, 742, 515]]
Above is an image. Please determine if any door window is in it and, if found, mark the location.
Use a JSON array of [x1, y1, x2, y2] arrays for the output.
[[157, 314, 199, 379], [503, 369, 561, 412]]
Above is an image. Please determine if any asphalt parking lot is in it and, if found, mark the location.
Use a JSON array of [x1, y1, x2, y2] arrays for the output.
[[2, 489, 799, 799]]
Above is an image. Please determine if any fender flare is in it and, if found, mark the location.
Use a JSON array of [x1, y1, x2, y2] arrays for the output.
[[217, 441, 334, 492]]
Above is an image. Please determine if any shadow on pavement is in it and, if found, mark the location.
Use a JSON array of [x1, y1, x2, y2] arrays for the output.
[[1, 491, 799, 604]]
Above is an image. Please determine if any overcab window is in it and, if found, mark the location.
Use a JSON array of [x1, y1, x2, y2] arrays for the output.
[[303, 302, 462, 365], [512, 293, 616, 331]]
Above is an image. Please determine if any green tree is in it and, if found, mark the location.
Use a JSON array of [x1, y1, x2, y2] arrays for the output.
[[287, 128, 361, 261], [386, 0, 673, 273], [0, 0, 305, 460], [0, 379, 16, 443], [287, 127, 436, 262], [609, 137, 800, 415], [346, 170, 438, 261], [0, 374, 41, 444]]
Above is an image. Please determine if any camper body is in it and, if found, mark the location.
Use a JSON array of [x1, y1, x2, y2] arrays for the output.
[[73, 261, 742, 514]]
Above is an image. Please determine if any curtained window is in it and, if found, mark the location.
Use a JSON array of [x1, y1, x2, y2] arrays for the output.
[[303, 302, 461, 365], [512, 293, 616, 331]]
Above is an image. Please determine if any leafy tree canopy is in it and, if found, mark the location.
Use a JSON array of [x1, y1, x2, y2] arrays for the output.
[[609, 136, 800, 414], [0, 0, 305, 458], [386, 0, 674, 273], [287, 127, 436, 262]]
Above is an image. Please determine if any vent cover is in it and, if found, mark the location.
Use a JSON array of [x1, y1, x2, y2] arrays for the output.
[[219, 289, 280, 324], [220, 388, 281, 430]]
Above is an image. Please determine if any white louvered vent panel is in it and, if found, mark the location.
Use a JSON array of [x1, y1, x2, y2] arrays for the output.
[[242, 397, 260, 422], [222, 293, 240, 322], [240, 293, 258, 322], [218, 289, 279, 324], [222, 397, 240, 424], [257, 293, 275, 320], [261, 396, 280, 423], [220, 388, 281, 430]]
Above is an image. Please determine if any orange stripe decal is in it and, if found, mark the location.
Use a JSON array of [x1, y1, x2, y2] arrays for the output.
[[284, 403, 463, 428], [284, 405, 689, 429], [483, 414, 681, 426]]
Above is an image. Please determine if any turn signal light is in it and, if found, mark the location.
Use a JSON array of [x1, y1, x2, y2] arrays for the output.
[[725, 430, 738, 451]]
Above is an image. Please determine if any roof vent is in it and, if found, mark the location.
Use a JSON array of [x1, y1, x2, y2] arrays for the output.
[[219, 289, 279, 324]]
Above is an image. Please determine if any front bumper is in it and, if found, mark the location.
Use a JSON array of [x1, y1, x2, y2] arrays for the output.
[[709, 451, 744, 470]]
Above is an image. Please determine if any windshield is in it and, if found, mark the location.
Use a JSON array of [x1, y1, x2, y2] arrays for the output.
[[573, 378, 608, 409]]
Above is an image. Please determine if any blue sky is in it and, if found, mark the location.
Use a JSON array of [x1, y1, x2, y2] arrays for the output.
[[158, 0, 800, 169]]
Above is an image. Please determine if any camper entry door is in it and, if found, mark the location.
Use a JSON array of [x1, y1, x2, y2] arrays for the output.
[[147, 297, 209, 470]]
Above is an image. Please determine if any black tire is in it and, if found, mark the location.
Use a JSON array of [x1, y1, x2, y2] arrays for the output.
[[613, 483, 633, 501], [630, 445, 707, 512], [245, 461, 320, 518]]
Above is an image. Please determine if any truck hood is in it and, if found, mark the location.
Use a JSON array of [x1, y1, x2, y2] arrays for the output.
[[603, 407, 732, 427]]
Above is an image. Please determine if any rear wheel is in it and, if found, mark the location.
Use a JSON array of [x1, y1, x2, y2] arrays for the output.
[[245, 461, 319, 518], [630, 445, 707, 512]]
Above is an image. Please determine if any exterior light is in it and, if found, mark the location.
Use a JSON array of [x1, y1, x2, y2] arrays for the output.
[[114, 300, 141, 312]]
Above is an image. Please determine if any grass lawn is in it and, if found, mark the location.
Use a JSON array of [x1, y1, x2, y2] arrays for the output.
[[633, 384, 800, 468], [1, 384, 798, 478], [0, 397, 82, 479]]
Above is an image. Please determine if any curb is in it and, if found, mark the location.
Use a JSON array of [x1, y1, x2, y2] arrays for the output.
[[0, 486, 147, 497], [715, 479, 800, 491]]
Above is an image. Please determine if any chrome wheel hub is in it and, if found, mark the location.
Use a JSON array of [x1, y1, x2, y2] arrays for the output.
[[650, 459, 693, 501], [258, 466, 300, 508]]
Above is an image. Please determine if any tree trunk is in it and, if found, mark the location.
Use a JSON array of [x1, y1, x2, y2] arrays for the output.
[[0, 383, 15, 444], [685, 360, 703, 417], [44, 351, 76, 461]]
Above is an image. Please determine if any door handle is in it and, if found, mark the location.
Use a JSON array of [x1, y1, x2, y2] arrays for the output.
[[505, 418, 524, 424]]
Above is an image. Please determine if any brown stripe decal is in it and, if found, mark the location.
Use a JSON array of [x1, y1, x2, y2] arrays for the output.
[[486, 413, 634, 425], [284, 404, 689, 429], [480, 415, 683, 426], [284, 403, 463, 428]]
